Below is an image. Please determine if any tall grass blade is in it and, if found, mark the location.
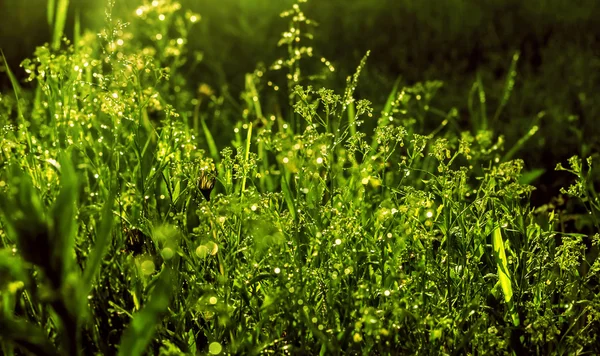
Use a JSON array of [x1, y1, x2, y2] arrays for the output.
[[370, 76, 400, 153], [492, 226, 520, 326], [74, 9, 81, 51], [1, 51, 23, 121], [201, 117, 219, 162], [52, 0, 70, 50], [82, 188, 116, 294], [117, 267, 173, 356], [493, 51, 520, 122], [476, 72, 487, 130], [47, 0, 56, 27], [51, 153, 78, 284], [502, 112, 544, 162]]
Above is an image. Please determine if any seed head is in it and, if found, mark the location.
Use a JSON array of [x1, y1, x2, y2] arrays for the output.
[[198, 166, 217, 201]]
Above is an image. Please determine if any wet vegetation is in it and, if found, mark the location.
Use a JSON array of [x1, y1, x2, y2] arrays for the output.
[[1, 0, 599, 354]]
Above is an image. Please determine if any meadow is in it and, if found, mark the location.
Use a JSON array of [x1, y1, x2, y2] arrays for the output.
[[1, 0, 599, 354]]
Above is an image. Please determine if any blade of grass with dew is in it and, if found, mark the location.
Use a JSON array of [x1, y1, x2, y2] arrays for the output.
[[117, 266, 173, 356], [51, 153, 78, 284], [347, 101, 356, 137], [240, 122, 253, 196], [1, 51, 24, 123], [518, 168, 545, 185], [1, 53, 36, 181], [82, 187, 115, 295], [280, 169, 296, 222], [52, 0, 69, 50], [491, 225, 520, 326], [245, 73, 263, 119], [493, 51, 520, 123], [200, 117, 219, 162], [502, 111, 544, 162], [370, 76, 401, 154]]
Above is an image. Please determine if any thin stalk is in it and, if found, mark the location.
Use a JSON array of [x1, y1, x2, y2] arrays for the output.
[[240, 122, 253, 197]]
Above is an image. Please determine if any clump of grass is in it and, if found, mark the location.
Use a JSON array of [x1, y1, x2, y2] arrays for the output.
[[1, 0, 599, 354]]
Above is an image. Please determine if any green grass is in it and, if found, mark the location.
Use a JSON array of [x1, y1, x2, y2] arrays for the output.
[[1, 0, 600, 355]]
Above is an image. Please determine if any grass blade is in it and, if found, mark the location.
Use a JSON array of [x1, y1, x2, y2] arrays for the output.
[[52, 0, 70, 50], [201, 117, 219, 162], [117, 267, 173, 356], [501, 112, 544, 162], [82, 187, 116, 294], [51, 153, 78, 284], [476, 71, 487, 130], [492, 226, 520, 326], [47, 0, 56, 27], [493, 51, 520, 122], [1, 50, 23, 120]]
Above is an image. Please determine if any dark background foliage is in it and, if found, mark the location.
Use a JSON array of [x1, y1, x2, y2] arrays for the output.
[[1, 0, 599, 203]]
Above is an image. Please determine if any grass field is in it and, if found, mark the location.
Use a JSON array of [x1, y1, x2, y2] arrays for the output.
[[1, 0, 599, 354]]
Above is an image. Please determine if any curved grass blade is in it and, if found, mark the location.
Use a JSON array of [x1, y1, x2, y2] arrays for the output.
[[493, 51, 520, 123], [117, 267, 173, 356], [82, 187, 116, 294], [200, 117, 219, 162], [491, 226, 520, 326]]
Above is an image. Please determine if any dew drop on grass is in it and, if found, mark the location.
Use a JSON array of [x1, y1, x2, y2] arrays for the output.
[[274, 267, 281, 274], [161, 247, 174, 260], [195, 245, 209, 258], [141, 260, 155, 275], [208, 342, 222, 354], [209, 296, 217, 305]]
